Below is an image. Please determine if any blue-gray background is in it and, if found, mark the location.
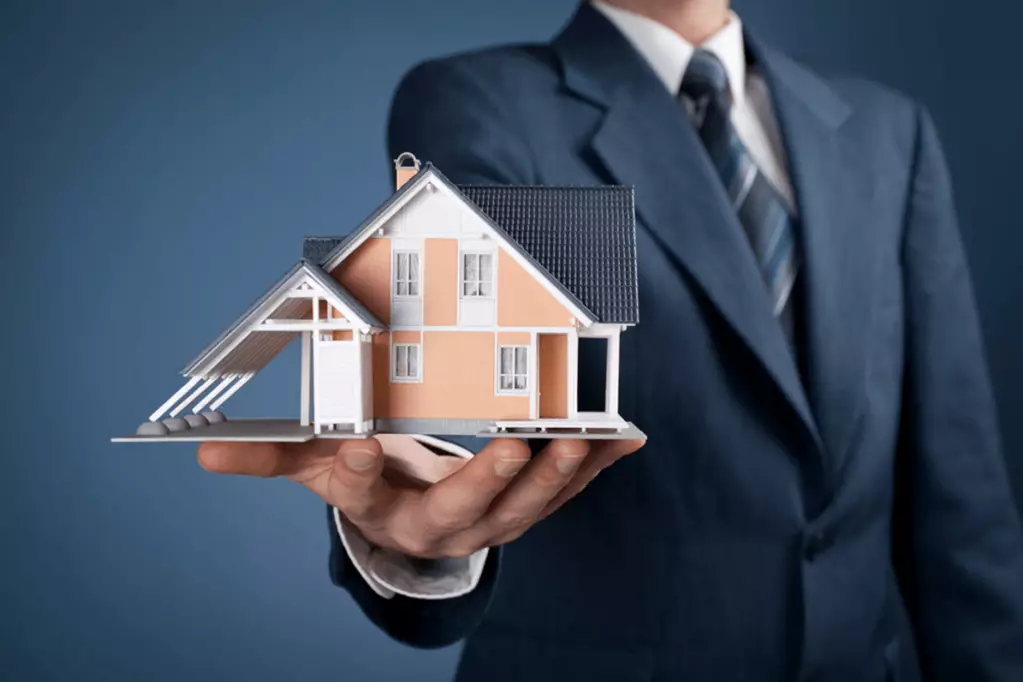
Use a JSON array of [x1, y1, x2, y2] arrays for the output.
[[1, 1, 1020, 680]]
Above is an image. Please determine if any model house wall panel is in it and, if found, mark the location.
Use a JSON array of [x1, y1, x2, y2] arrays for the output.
[[539, 334, 569, 418], [372, 333, 391, 417], [384, 186, 467, 237], [372, 331, 529, 420], [424, 238, 458, 326], [332, 237, 391, 325], [390, 330, 420, 344], [497, 331, 531, 345], [316, 342, 359, 422], [497, 249, 574, 327]]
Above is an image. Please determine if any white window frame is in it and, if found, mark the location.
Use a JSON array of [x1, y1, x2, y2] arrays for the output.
[[460, 251, 495, 299], [393, 250, 421, 299], [391, 343, 421, 382], [496, 344, 529, 395]]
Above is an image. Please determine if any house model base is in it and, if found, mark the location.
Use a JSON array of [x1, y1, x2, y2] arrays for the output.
[[112, 417, 646, 444], [114, 155, 644, 445]]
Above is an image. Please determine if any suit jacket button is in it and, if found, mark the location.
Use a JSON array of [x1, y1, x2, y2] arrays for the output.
[[804, 531, 828, 562]]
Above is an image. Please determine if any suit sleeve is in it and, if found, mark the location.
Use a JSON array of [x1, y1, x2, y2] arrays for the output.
[[327, 58, 536, 648], [894, 105, 1023, 681], [386, 58, 537, 185]]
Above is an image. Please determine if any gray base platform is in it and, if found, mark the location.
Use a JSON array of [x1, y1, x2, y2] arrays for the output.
[[476, 422, 646, 440], [112, 419, 317, 443], [113, 418, 646, 443]]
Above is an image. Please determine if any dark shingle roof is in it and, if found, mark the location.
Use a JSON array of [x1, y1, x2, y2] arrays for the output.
[[457, 185, 639, 324], [303, 237, 346, 262]]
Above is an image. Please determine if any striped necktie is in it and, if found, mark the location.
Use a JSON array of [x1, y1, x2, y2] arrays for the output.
[[679, 49, 801, 346]]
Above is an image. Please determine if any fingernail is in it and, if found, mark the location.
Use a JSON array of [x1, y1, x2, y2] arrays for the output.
[[345, 449, 378, 471], [494, 458, 529, 478], [556, 454, 585, 475]]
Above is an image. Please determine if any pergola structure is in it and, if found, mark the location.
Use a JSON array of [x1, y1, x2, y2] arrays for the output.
[[139, 260, 386, 437]]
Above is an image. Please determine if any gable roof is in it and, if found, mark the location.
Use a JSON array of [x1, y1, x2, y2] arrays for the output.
[[317, 164, 599, 326], [181, 260, 385, 377], [458, 185, 638, 325], [303, 237, 347, 263], [308, 164, 639, 325]]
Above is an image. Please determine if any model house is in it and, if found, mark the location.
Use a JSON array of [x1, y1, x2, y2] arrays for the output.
[[116, 154, 642, 443]]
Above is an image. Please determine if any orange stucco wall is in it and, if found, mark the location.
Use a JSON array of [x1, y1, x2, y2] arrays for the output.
[[497, 331, 530, 345], [373, 331, 529, 420], [332, 237, 391, 325], [497, 249, 574, 326], [539, 334, 568, 418], [424, 239, 458, 326], [329, 233, 581, 423]]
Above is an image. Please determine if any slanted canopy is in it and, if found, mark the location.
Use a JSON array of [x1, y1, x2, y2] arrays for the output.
[[183, 259, 385, 379], [146, 260, 385, 422]]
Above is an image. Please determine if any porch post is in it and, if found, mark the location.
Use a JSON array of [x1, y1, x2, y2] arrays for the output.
[[605, 329, 621, 416], [312, 297, 322, 435], [354, 332, 365, 434], [529, 331, 539, 420], [300, 330, 312, 426], [567, 330, 579, 418]]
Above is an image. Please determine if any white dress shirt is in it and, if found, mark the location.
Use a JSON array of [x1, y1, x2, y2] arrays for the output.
[[337, 2, 797, 601], [592, 0, 795, 209]]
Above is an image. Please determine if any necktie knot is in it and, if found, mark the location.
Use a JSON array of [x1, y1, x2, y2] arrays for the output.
[[679, 49, 732, 109]]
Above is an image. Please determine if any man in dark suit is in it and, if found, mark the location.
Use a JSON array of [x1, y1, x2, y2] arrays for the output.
[[199, 1, 1023, 679]]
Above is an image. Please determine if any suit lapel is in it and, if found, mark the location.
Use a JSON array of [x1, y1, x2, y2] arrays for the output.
[[552, 5, 822, 450], [752, 40, 873, 475]]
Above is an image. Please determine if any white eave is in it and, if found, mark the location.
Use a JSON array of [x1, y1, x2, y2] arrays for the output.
[[182, 261, 385, 379]]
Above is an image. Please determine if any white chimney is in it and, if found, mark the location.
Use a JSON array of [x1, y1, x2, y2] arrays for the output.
[[394, 152, 421, 190]]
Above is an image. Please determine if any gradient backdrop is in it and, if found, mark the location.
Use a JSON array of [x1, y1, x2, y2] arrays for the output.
[[2, 1, 1020, 680]]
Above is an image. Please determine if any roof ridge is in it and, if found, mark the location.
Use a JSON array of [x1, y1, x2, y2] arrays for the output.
[[457, 183, 633, 190]]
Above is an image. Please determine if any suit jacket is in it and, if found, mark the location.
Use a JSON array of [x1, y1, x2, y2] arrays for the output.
[[329, 5, 1023, 681]]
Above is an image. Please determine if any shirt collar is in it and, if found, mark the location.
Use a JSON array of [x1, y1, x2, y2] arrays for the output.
[[590, 1, 747, 104]]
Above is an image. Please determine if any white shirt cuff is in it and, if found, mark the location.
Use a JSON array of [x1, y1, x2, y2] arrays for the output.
[[333, 506, 489, 600], [332, 434, 489, 601]]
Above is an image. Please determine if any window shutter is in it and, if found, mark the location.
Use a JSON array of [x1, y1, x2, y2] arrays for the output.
[[409, 253, 420, 296], [396, 345, 407, 377]]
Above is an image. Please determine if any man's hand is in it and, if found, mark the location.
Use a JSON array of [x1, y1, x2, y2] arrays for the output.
[[197, 436, 643, 559]]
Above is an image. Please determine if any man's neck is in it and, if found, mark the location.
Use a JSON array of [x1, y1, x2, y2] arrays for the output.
[[598, 0, 730, 45]]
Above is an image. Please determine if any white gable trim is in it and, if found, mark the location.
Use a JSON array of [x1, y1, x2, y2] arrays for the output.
[[322, 171, 440, 271], [321, 168, 596, 327], [189, 265, 377, 378]]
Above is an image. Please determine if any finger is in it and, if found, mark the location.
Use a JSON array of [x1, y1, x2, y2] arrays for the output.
[[468, 439, 590, 546], [325, 438, 397, 530], [538, 438, 645, 520], [375, 433, 470, 486], [197, 439, 336, 478], [413, 438, 532, 540]]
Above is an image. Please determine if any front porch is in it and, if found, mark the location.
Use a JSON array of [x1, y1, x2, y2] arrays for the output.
[[482, 413, 644, 440]]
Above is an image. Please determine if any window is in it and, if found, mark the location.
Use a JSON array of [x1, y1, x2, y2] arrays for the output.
[[462, 252, 494, 297], [392, 343, 421, 381], [394, 251, 420, 298], [498, 345, 528, 393]]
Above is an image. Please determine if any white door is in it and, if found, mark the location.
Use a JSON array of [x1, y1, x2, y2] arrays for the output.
[[317, 341, 359, 424]]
